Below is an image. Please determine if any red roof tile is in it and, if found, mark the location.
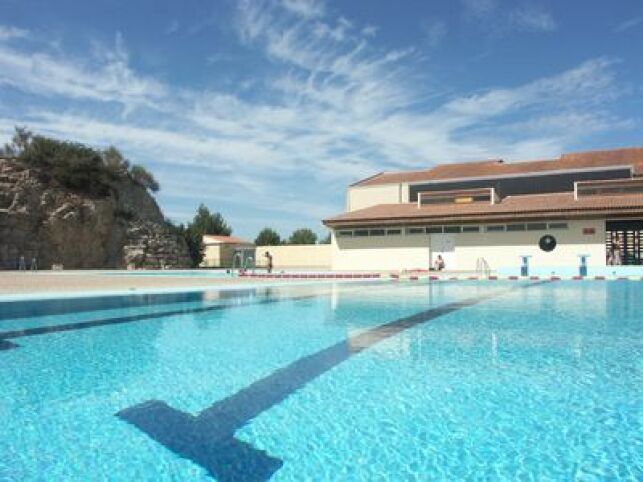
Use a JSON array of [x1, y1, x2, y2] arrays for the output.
[[323, 192, 643, 226], [351, 147, 643, 187], [202, 235, 254, 245]]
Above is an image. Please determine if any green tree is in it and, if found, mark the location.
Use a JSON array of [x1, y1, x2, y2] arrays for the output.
[[102, 146, 130, 176], [129, 164, 160, 192], [184, 204, 232, 266], [319, 232, 331, 244], [255, 227, 281, 246], [288, 228, 317, 245]]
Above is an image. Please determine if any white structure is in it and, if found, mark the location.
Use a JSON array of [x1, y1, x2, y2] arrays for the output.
[[323, 147, 643, 275]]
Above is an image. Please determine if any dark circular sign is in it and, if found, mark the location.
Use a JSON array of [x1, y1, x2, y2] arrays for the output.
[[539, 235, 557, 252]]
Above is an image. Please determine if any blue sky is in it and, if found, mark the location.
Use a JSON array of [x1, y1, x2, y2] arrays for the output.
[[0, 0, 642, 239]]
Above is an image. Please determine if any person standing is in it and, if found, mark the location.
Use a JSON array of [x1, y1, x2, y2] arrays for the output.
[[264, 251, 273, 273]]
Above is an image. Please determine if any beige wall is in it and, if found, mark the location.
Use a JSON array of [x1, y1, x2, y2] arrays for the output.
[[347, 183, 403, 212], [330, 219, 607, 272], [202, 244, 254, 268], [202, 244, 223, 268], [332, 229, 431, 271], [255, 244, 332, 269]]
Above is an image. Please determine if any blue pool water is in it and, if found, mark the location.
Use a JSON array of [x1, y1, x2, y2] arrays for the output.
[[0, 280, 641, 480]]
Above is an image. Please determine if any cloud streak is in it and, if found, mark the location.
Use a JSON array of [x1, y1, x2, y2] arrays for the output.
[[0, 0, 635, 237]]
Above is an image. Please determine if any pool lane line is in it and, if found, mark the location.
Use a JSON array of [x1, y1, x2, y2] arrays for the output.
[[0, 282, 400, 350], [117, 281, 549, 482]]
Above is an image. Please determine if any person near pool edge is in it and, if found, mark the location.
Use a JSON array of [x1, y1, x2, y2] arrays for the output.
[[265, 251, 273, 273], [434, 255, 445, 271]]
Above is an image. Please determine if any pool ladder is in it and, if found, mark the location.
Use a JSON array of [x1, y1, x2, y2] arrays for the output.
[[476, 257, 490, 277]]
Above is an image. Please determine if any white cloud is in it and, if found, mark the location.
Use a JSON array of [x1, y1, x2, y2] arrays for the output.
[[461, 0, 557, 34], [0, 32, 167, 113], [0, 25, 29, 41], [508, 6, 557, 32], [0, 7, 634, 230], [614, 16, 643, 33], [421, 19, 448, 48], [280, 0, 325, 19]]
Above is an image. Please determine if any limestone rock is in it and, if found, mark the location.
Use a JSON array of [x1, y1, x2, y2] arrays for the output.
[[0, 157, 191, 269]]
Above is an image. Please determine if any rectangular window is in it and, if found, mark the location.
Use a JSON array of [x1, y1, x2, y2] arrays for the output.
[[369, 228, 385, 236], [354, 229, 369, 237], [486, 225, 505, 232], [443, 225, 462, 233], [462, 226, 480, 233], [426, 226, 443, 234], [527, 223, 547, 231], [548, 222, 568, 230], [337, 230, 353, 237], [407, 227, 425, 235], [386, 228, 402, 235], [506, 224, 526, 232]]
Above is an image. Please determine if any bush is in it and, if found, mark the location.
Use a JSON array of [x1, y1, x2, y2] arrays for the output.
[[287, 228, 317, 245], [2, 127, 161, 196], [255, 227, 281, 246]]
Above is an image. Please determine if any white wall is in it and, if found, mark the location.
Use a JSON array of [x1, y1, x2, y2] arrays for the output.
[[330, 219, 607, 272], [455, 219, 605, 272]]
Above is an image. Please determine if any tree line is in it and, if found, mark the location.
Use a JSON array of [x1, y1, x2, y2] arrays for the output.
[[173, 207, 330, 267]]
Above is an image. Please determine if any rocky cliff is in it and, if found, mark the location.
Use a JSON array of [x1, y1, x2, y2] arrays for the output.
[[0, 157, 191, 269]]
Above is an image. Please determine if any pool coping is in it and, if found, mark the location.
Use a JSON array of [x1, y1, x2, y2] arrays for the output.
[[0, 277, 387, 303]]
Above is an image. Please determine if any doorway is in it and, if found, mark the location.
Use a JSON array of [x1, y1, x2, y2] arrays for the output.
[[606, 220, 643, 265]]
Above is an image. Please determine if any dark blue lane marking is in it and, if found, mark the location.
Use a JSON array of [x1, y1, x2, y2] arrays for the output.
[[0, 290, 255, 321], [0, 339, 18, 350], [118, 283, 546, 481], [0, 292, 328, 350]]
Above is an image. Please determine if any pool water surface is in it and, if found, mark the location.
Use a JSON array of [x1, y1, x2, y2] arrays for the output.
[[0, 280, 640, 480]]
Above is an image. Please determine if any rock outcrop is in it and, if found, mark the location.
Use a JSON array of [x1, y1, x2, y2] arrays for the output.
[[0, 157, 191, 269]]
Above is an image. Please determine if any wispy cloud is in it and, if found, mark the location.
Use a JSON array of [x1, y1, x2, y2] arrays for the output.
[[461, 0, 557, 34], [421, 19, 448, 48], [0, 0, 635, 234], [0, 25, 29, 41], [0, 32, 166, 113], [614, 16, 643, 33]]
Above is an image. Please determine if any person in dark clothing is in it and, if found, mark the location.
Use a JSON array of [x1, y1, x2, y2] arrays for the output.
[[264, 251, 273, 273]]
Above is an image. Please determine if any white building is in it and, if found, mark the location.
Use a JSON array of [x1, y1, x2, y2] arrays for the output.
[[323, 147, 643, 276]]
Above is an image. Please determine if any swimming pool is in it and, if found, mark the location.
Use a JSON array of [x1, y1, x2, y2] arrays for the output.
[[0, 280, 640, 480]]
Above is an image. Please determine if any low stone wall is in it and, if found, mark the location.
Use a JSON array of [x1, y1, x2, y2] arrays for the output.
[[255, 244, 332, 269]]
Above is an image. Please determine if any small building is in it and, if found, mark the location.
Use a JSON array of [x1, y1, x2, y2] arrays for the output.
[[323, 147, 643, 276], [201, 235, 255, 268]]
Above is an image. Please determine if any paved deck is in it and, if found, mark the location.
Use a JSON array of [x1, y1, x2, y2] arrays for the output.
[[0, 272, 274, 295]]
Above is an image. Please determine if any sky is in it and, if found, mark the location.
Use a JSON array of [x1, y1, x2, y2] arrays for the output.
[[0, 0, 642, 240]]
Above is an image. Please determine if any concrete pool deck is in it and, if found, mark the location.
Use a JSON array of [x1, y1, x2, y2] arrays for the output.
[[0, 271, 286, 296]]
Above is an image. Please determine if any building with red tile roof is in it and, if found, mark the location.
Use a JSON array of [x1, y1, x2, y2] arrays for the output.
[[323, 147, 643, 274]]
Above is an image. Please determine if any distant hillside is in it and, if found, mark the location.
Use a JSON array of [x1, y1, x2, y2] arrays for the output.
[[0, 129, 190, 269]]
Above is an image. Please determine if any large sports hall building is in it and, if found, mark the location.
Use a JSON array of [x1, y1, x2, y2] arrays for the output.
[[323, 147, 643, 276]]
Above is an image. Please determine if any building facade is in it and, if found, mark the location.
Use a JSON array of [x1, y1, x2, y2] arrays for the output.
[[323, 147, 643, 276]]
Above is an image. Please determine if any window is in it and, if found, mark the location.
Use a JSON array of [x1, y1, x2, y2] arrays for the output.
[[539, 235, 557, 252], [386, 228, 402, 235], [486, 225, 505, 232], [337, 230, 353, 237], [444, 225, 462, 233], [527, 223, 547, 231], [426, 226, 443, 234], [548, 222, 568, 230], [407, 227, 425, 235], [354, 229, 369, 237], [462, 226, 480, 233], [506, 224, 526, 232], [369, 228, 385, 236]]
